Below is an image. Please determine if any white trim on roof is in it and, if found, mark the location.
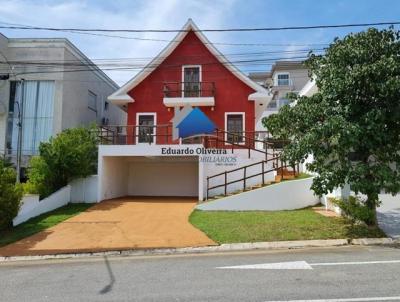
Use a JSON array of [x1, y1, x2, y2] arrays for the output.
[[108, 19, 271, 104], [299, 79, 318, 97]]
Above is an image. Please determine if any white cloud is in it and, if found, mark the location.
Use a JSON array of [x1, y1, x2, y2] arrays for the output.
[[0, 0, 238, 85]]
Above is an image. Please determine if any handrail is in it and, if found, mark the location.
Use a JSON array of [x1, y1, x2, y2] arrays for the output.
[[206, 155, 299, 200], [97, 124, 174, 145], [205, 129, 277, 160], [97, 125, 280, 152], [207, 157, 279, 179], [163, 81, 215, 98], [208, 168, 277, 190]]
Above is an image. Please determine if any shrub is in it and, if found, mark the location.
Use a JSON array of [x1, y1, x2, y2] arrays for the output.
[[26, 126, 98, 198], [24, 156, 51, 197], [0, 159, 23, 230], [332, 196, 376, 225]]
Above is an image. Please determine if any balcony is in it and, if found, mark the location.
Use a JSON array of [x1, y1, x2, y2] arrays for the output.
[[163, 81, 215, 107]]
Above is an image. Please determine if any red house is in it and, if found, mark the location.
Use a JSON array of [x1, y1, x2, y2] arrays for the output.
[[99, 19, 274, 202], [108, 19, 271, 145]]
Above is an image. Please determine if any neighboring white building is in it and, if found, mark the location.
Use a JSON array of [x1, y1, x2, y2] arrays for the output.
[[249, 61, 310, 130], [0, 33, 126, 169]]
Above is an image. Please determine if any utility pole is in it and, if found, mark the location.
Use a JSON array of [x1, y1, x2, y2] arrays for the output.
[[16, 79, 25, 183]]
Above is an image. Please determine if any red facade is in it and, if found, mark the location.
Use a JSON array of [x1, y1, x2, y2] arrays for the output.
[[127, 31, 256, 139]]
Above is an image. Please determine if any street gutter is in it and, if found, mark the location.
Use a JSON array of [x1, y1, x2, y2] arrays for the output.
[[0, 237, 397, 263]]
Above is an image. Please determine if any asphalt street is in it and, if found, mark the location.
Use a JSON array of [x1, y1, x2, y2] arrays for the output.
[[1, 245, 400, 302]]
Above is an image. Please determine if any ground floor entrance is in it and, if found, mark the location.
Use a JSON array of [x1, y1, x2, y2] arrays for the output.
[[100, 156, 199, 201]]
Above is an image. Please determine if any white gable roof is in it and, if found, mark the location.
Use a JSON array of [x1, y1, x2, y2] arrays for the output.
[[108, 19, 271, 105]]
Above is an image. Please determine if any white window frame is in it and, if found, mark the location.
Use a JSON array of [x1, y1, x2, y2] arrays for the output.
[[136, 112, 157, 144], [182, 65, 202, 97], [275, 72, 290, 86], [224, 112, 245, 145]]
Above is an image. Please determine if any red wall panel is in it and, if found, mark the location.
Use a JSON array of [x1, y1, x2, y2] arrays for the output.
[[127, 31, 256, 143]]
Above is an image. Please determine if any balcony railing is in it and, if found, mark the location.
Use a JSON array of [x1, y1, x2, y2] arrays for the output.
[[163, 81, 215, 98], [96, 125, 289, 154]]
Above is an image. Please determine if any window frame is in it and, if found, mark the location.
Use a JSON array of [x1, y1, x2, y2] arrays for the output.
[[135, 112, 157, 144], [6, 80, 55, 155], [182, 65, 202, 97], [275, 72, 290, 86], [224, 112, 245, 145]]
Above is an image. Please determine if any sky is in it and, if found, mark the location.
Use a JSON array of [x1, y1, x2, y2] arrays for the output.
[[0, 0, 399, 86]]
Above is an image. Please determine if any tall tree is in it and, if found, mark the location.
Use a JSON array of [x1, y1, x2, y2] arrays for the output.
[[264, 27, 400, 225]]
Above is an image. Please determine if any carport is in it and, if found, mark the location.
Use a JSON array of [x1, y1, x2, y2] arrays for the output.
[[99, 155, 200, 201]]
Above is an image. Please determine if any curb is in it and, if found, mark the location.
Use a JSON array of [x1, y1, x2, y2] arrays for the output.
[[0, 238, 397, 263]]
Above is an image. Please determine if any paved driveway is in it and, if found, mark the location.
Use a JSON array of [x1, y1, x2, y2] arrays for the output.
[[0, 197, 215, 256]]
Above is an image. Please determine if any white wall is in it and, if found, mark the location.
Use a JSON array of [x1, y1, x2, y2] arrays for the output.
[[13, 186, 71, 226], [197, 177, 319, 211], [70, 175, 98, 203], [13, 175, 98, 226], [99, 156, 129, 201], [61, 45, 125, 130], [128, 158, 198, 197]]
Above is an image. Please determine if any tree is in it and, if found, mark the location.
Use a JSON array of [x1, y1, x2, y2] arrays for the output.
[[263, 27, 400, 225], [0, 159, 23, 230], [26, 126, 98, 198]]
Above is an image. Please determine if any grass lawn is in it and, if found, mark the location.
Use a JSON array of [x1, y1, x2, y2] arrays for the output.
[[0, 203, 93, 248], [189, 208, 385, 244]]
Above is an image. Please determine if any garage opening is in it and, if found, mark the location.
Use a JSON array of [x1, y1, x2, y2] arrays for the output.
[[100, 156, 199, 200]]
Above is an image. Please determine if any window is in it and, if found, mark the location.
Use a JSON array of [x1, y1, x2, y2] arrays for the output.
[[226, 113, 244, 144], [104, 101, 109, 111], [88, 91, 97, 113], [278, 98, 290, 108], [277, 73, 290, 86], [6, 80, 55, 155], [137, 114, 155, 143], [183, 66, 201, 97]]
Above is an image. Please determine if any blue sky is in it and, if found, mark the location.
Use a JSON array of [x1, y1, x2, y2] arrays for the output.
[[0, 0, 399, 85]]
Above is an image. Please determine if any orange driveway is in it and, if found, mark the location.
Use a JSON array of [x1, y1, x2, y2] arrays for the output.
[[0, 197, 216, 256]]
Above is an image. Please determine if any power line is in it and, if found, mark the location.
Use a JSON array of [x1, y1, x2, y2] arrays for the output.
[[0, 21, 331, 47], [0, 50, 323, 69], [0, 54, 312, 75], [0, 21, 399, 33], [0, 48, 324, 63]]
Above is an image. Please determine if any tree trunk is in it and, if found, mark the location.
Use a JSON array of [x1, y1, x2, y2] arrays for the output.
[[365, 194, 378, 226]]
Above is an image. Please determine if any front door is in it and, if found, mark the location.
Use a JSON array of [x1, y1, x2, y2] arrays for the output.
[[137, 115, 155, 143], [183, 66, 200, 97]]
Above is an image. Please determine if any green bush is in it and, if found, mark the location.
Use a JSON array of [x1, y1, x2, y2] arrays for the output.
[[0, 159, 23, 230], [332, 196, 376, 225], [26, 126, 98, 198]]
